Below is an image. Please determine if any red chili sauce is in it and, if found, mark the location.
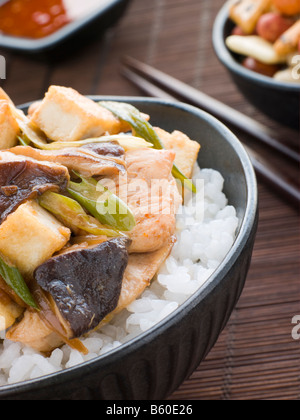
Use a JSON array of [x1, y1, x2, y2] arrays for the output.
[[0, 0, 99, 39]]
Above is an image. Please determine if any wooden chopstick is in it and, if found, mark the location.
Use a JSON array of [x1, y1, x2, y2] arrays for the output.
[[122, 56, 300, 165], [243, 145, 300, 209], [121, 61, 300, 210]]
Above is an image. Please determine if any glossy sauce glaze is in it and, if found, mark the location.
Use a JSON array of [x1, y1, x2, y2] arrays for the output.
[[0, 0, 101, 39]]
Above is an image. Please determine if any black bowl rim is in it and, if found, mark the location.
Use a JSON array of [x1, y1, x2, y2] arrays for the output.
[[0, 0, 129, 53], [213, 2, 300, 92], [0, 96, 258, 397]]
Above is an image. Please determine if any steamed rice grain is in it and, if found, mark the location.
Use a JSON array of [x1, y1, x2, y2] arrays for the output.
[[0, 165, 239, 386]]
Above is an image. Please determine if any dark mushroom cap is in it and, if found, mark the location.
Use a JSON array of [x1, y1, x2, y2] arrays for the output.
[[0, 152, 69, 224], [34, 237, 131, 338]]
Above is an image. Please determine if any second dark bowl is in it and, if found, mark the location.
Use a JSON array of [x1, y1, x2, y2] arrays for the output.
[[213, 3, 300, 130]]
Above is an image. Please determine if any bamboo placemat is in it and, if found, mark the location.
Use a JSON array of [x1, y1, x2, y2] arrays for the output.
[[0, 0, 299, 400]]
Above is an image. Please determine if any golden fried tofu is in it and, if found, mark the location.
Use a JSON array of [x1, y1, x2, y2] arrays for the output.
[[30, 85, 130, 142], [230, 0, 272, 34], [154, 127, 200, 178], [0, 200, 71, 277], [27, 100, 42, 117], [0, 100, 19, 149]]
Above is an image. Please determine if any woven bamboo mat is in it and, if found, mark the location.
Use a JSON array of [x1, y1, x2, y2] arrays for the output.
[[0, 0, 299, 400]]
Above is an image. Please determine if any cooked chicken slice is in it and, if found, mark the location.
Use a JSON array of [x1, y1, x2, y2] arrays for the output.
[[9, 145, 126, 178], [0, 200, 71, 277], [0, 100, 20, 149], [103, 148, 182, 253], [30, 86, 132, 142], [6, 310, 63, 353], [107, 236, 175, 320], [0, 151, 69, 224]]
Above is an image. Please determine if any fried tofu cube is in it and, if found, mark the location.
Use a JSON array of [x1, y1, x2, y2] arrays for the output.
[[30, 85, 130, 142], [0, 100, 19, 149], [230, 0, 272, 34], [0, 200, 71, 277], [154, 127, 200, 178]]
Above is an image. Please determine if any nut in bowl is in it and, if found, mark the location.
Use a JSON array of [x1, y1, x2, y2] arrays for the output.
[[213, 0, 300, 129], [0, 89, 258, 400]]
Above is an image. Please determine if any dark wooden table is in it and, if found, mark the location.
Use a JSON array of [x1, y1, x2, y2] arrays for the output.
[[1, 0, 299, 400]]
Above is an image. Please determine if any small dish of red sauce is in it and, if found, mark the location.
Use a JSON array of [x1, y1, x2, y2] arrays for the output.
[[0, 0, 101, 39]]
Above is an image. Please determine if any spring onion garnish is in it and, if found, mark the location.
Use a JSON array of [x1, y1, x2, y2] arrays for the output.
[[99, 101, 197, 193], [17, 130, 152, 151], [67, 173, 136, 232], [0, 255, 39, 309], [39, 192, 124, 238], [37, 136, 153, 151]]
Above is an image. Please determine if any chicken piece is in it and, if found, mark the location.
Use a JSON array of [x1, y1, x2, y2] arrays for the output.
[[103, 148, 182, 253], [154, 127, 200, 178], [0, 100, 19, 149], [0, 200, 71, 277], [0, 151, 70, 224], [229, 0, 272, 34], [106, 236, 175, 320], [125, 149, 182, 253], [6, 310, 63, 353], [30, 86, 132, 142], [0, 289, 23, 331], [9, 145, 126, 178]]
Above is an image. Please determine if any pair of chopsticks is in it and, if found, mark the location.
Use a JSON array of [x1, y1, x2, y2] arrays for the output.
[[121, 56, 300, 210]]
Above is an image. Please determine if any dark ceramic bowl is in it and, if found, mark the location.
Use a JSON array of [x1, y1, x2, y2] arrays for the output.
[[213, 3, 300, 129], [0, 97, 258, 400], [0, 0, 131, 59]]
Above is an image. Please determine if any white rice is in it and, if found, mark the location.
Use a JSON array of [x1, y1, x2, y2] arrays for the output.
[[0, 165, 239, 386]]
